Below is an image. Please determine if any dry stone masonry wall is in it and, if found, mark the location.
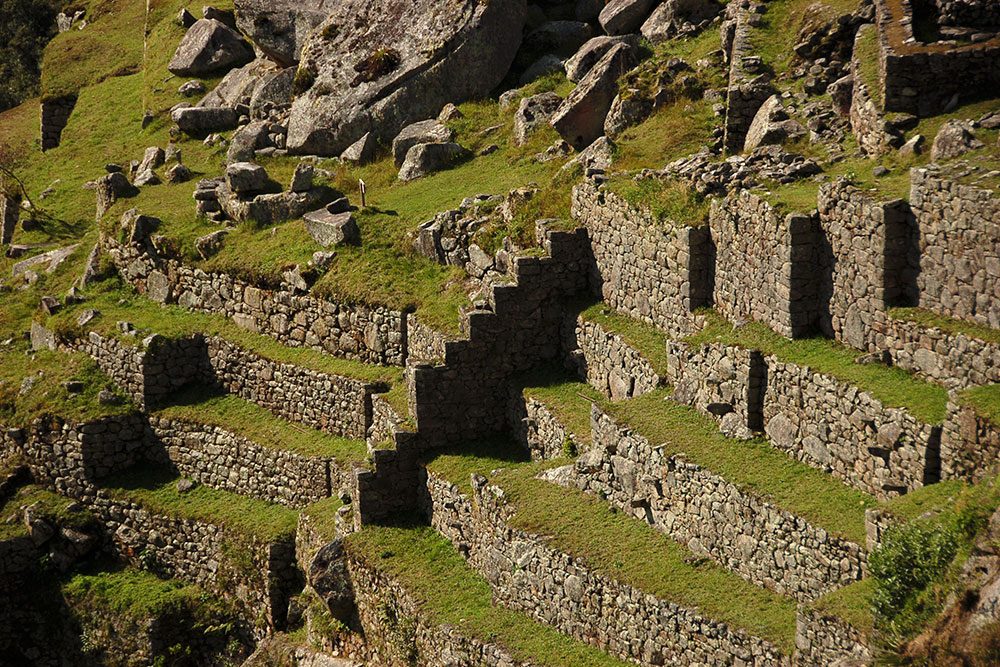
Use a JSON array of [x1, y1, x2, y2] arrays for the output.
[[40, 96, 76, 150], [940, 399, 1000, 483], [507, 391, 583, 461], [572, 181, 712, 337], [723, 7, 775, 153], [423, 471, 788, 666], [793, 605, 873, 666], [566, 315, 664, 400]]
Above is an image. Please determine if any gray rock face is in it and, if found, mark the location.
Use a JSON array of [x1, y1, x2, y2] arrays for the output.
[[551, 42, 637, 150], [565, 35, 638, 82], [199, 58, 277, 109], [95, 172, 138, 220], [249, 67, 295, 118], [171, 106, 240, 134], [226, 162, 270, 194], [167, 19, 254, 77], [930, 119, 984, 161], [398, 143, 471, 182], [234, 0, 339, 66], [640, 0, 721, 42], [228, 121, 273, 162], [514, 92, 563, 145], [520, 54, 566, 85], [599, 0, 655, 35], [340, 132, 377, 166], [304, 210, 360, 247], [286, 0, 527, 156], [743, 95, 806, 152], [391, 120, 455, 167]]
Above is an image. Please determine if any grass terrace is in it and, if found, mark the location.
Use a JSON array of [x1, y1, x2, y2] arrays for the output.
[[424, 441, 799, 653], [63, 565, 220, 621], [958, 384, 1000, 425], [46, 280, 403, 386], [301, 497, 346, 543], [576, 301, 672, 375], [154, 385, 369, 462], [347, 523, 640, 667], [878, 479, 970, 524], [808, 578, 875, 633], [101, 465, 298, 542], [687, 311, 949, 424], [0, 485, 99, 541], [604, 389, 875, 543], [519, 373, 603, 447], [604, 175, 711, 227], [890, 307, 1000, 346]]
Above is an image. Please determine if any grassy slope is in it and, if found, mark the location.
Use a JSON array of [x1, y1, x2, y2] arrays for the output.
[[425, 443, 798, 653], [155, 385, 368, 461], [520, 374, 603, 447], [346, 524, 633, 667], [687, 312, 949, 424]]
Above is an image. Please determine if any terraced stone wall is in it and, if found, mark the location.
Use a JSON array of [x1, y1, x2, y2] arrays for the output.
[[583, 407, 866, 601], [367, 394, 407, 449], [110, 239, 406, 366], [875, 0, 1000, 115], [571, 182, 712, 338], [565, 315, 663, 400], [934, 0, 1000, 27], [40, 96, 76, 151], [794, 606, 873, 666], [508, 392, 582, 461], [710, 191, 824, 338], [347, 548, 525, 667], [406, 318, 449, 365], [873, 316, 1000, 388], [0, 535, 36, 577], [423, 471, 788, 666], [147, 417, 346, 507], [913, 167, 1000, 329], [941, 400, 1000, 482], [818, 179, 915, 350], [723, 9, 775, 153], [850, 26, 896, 156]]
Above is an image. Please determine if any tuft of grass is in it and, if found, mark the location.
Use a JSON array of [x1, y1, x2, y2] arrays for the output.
[[154, 385, 368, 462], [346, 523, 638, 667], [102, 465, 298, 542], [688, 311, 949, 424], [424, 445, 799, 653], [577, 301, 672, 375], [603, 389, 875, 543]]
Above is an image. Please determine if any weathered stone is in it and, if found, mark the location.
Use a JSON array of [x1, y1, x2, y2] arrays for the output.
[[391, 120, 455, 167], [133, 168, 161, 187], [285, 0, 526, 156], [520, 53, 566, 85], [233, 0, 337, 66], [743, 95, 806, 152], [397, 142, 471, 182], [551, 42, 637, 150], [226, 162, 270, 194], [196, 230, 228, 259], [290, 163, 314, 192], [303, 210, 360, 247], [95, 172, 139, 220], [340, 132, 377, 166], [640, 0, 721, 42], [165, 163, 193, 184], [249, 67, 295, 118], [565, 35, 638, 83], [228, 120, 273, 162], [171, 106, 240, 134], [930, 119, 984, 161], [167, 19, 254, 77], [120, 209, 161, 244], [1, 194, 19, 245], [599, 0, 655, 35], [514, 92, 563, 146]]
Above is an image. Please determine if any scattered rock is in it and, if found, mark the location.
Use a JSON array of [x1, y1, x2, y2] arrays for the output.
[[599, 0, 655, 35], [563, 136, 615, 174], [340, 132, 378, 166], [872, 165, 889, 177], [120, 209, 161, 244], [303, 210, 360, 247], [176, 478, 196, 493], [98, 389, 122, 405], [743, 95, 806, 152], [77, 309, 99, 327], [178, 80, 206, 97], [828, 74, 853, 117], [641, 0, 721, 42], [95, 172, 138, 220], [177, 7, 197, 28], [520, 54, 566, 85], [226, 162, 270, 194], [290, 163, 314, 192], [930, 119, 984, 161], [438, 103, 464, 122], [392, 120, 455, 167], [167, 19, 254, 77], [565, 35, 638, 83], [227, 120, 273, 162], [39, 296, 61, 316], [196, 230, 228, 259], [171, 106, 240, 135], [398, 142, 472, 181], [165, 163, 193, 184], [514, 92, 563, 146], [312, 250, 336, 269], [133, 169, 161, 187]]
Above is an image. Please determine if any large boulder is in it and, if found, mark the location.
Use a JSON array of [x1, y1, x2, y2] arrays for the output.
[[286, 0, 527, 157], [304, 209, 360, 247], [172, 106, 240, 134], [199, 58, 278, 109], [514, 92, 563, 145], [398, 143, 471, 182], [640, 0, 722, 42], [743, 95, 806, 152], [226, 162, 271, 194], [599, 0, 656, 35], [551, 42, 637, 150], [249, 67, 295, 118], [391, 120, 454, 167], [930, 119, 984, 161], [227, 121, 273, 162], [167, 19, 254, 77], [565, 35, 638, 82], [234, 0, 339, 67]]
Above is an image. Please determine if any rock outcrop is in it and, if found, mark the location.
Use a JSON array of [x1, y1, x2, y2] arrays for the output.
[[234, 0, 339, 67], [285, 0, 527, 156], [168, 19, 254, 77]]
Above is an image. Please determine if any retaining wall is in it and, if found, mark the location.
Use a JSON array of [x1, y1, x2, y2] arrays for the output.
[[723, 10, 775, 153], [508, 391, 583, 461], [566, 314, 664, 400], [794, 605, 873, 666], [40, 96, 76, 151], [571, 181, 712, 338], [940, 399, 1000, 483], [423, 470, 788, 666]]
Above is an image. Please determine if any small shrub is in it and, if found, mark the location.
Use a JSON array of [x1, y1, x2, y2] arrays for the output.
[[292, 67, 317, 96], [561, 436, 577, 459], [352, 48, 401, 86]]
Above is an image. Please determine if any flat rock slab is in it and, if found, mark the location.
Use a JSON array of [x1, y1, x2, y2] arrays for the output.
[[286, 0, 526, 156], [304, 210, 360, 247], [172, 106, 240, 134], [12, 244, 79, 277]]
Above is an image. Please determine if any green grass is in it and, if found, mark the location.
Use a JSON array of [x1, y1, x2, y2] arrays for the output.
[[424, 444, 798, 653], [154, 385, 368, 462], [891, 307, 1000, 346], [0, 485, 98, 540], [102, 465, 298, 542], [63, 566, 212, 620], [878, 480, 969, 524], [959, 385, 1000, 425], [346, 523, 637, 667], [808, 578, 875, 632], [687, 311, 949, 424], [612, 97, 717, 173], [520, 373, 603, 447], [854, 24, 883, 109], [47, 280, 402, 385], [604, 176, 710, 227], [605, 389, 875, 543], [749, 0, 861, 75], [300, 497, 345, 544], [577, 302, 673, 376]]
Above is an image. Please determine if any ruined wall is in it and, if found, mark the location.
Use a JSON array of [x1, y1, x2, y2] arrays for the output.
[[876, 0, 1000, 115], [935, 0, 1000, 27], [347, 548, 527, 667], [913, 166, 1000, 329], [580, 407, 865, 601], [572, 182, 712, 338], [424, 471, 788, 666], [723, 10, 775, 153], [850, 26, 896, 156], [110, 239, 406, 366], [40, 96, 76, 150], [147, 417, 349, 508], [763, 358, 939, 498], [566, 315, 663, 400], [818, 179, 915, 350], [940, 399, 1000, 483], [711, 191, 823, 338]]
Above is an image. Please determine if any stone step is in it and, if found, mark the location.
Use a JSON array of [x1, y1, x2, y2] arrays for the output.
[[422, 443, 798, 666], [343, 522, 635, 667]]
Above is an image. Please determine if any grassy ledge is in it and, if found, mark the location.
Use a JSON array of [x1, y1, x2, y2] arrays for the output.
[[63, 566, 216, 621], [577, 302, 672, 376], [101, 465, 298, 542], [687, 311, 949, 424], [0, 485, 99, 541], [890, 307, 1000, 346], [346, 523, 634, 667], [424, 443, 798, 653], [604, 389, 874, 543], [154, 385, 369, 463], [521, 375, 603, 447], [300, 497, 346, 543], [958, 385, 1000, 425], [808, 578, 875, 633]]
